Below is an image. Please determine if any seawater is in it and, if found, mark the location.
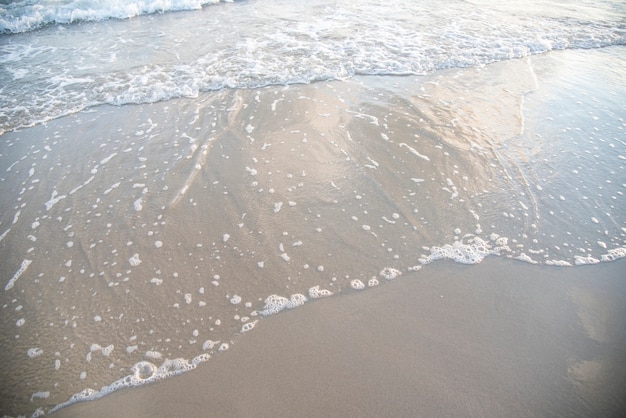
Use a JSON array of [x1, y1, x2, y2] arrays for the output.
[[0, 0, 625, 416]]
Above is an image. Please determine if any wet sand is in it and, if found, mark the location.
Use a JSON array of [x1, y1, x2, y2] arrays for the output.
[[2, 47, 625, 417], [55, 256, 626, 418]]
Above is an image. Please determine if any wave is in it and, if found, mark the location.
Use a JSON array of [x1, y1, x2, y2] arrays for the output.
[[0, 0, 230, 34], [1, 0, 625, 135]]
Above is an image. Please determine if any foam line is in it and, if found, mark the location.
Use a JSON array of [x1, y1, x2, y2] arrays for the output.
[[0, 228, 10, 242], [5, 259, 32, 291], [399, 143, 430, 161]]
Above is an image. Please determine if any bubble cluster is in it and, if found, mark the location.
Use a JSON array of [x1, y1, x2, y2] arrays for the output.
[[419, 237, 510, 265], [308, 285, 333, 299], [350, 279, 365, 290]]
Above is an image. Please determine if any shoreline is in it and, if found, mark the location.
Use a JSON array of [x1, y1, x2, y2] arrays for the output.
[[54, 256, 626, 417], [1, 46, 624, 417]]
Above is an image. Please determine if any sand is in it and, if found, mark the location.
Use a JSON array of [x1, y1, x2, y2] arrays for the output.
[[2, 46, 625, 417], [54, 256, 626, 418]]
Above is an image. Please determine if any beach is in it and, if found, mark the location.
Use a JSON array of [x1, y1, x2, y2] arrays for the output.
[[1, 1, 625, 416], [54, 256, 626, 418]]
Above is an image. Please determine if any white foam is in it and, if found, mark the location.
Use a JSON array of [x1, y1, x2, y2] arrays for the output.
[[27, 348, 43, 358], [16, 318, 25, 327], [379, 267, 402, 280], [30, 391, 50, 401], [600, 247, 626, 262], [202, 340, 219, 351], [287, 293, 307, 309], [399, 143, 430, 161], [102, 345, 114, 356], [240, 320, 258, 333], [574, 255, 600, 265], [230, 295, 242, 305], [0, 228, 11, 243], [45, 190, 67, 211], [128, 254, 142, 267], [145, 350, 162, 359], [419, 236, 508, 265], [12, 210, 21, 225], [350, 279, 365, 290], [546, 259, 573, 267], [133, 198, 143, 211], [514, 253, 538, 265], [308, 285, 333, 299], [258, 294, 290, 316], [100, 152, 117, 165], [5, 259, 32, 291], [368, 278, 379, 287]]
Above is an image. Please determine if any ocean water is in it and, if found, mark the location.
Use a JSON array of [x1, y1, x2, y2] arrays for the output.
[[0, 0, 625, 416]]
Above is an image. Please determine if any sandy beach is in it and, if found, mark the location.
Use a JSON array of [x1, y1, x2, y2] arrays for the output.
[[1, 21, 625, 415], [53, 256, 626, 418]]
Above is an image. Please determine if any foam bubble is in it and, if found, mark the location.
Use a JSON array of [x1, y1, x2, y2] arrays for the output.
[[202, 340, 219, 351], [128, 254, 142, 267], [545, 259, 573, 267], [102, 345, 114, 356], [379, 267, 402, 280], [574, 255, 600, 265], [419, 236, 508, 265], [230, 295, 242, 305], [287, 293, 307, 309], [145, 350, 162, 360], [4, 259, 32, 291], [133, 198, 143, 211], [193, 353, 211, 365], [154, 240, 163, 248], [16, 318, 25, 327], [132, 361, 157, 380], [368, 278, 379, 287], [600, 247, 626, 262], [30, 391, 50, 401], [514, 253, 538, 264], [240, 320, 258, 333], [27, 348, 43, 358], [350, 279, 365, 290], [258, 294, 290, 316], [308, 285, 333, 298]]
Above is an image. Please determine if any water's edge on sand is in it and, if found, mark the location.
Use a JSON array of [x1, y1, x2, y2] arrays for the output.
[[55, 256, 626, 418]]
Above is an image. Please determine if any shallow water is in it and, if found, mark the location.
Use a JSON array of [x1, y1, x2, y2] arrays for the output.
[[1, 1, 625, 416]]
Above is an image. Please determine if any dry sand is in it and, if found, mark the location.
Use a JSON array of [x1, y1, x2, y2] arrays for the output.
[[54, 256, 626, 418]]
